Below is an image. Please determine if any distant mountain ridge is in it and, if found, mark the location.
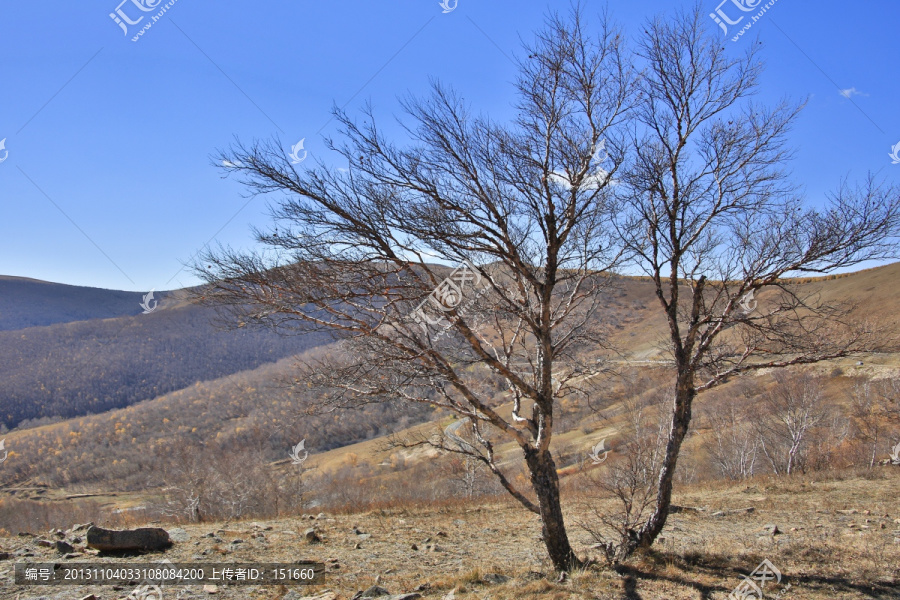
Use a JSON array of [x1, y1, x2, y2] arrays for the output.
[[0, 276, 157, 331], [0, 277, 333, 430]]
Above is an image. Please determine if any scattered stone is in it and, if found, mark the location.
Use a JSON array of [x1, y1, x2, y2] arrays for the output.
[[305, 528, 322, 544], [287, 592, 337, 600], [86, 525, 171, 552], [36, 539, 54, 547], [761, 524, 781, 535], [0, 552, 10, 560], [231, 539, 244, 544], [71, 523, 93, 533], [80, 595, 98, 600], [355, 542, 362, 550], [670, 505, 705, 514], [837, 509, 858, 515], [203, 583, 219, 593], [711, 511, 726, 517], [556, 571, 568, 583], [357, 533, 372, 541], [410, 543, 418, 551], [357, 585, 391, 598], [168, 528, 190, 542], [483, 573, 510, 584], [436, 531, 448, 537], [17, 532, 35, 537], [55, 540, 75, 554], [425, 544, 445, 553], [453, 519, 465, 526], [393, 595, 423, 600], [316, 513, 327, 520]]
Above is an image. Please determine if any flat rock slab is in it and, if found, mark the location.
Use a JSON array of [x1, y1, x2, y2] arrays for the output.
[[86, 525, 171, 552]]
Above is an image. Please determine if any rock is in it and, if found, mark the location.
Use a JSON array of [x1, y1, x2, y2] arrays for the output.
[[17, 532, 36, 537], [837, 509, 858, 515], [453, 519, 465, 526], [761, 524, 781, 535], [391, 595, 423, 600], [436, 531, 448, 537], [357, 585, 391, 598], [203, 583, 219, 593], [231, 539, 244, 544], [357, 533, 372, 540], [483, 573, 510, 584], [410, 543, 418, 551], [355, 542, 362, 550], [71, 522, 93, 532], [36, 539, 54, 547], [86, 525, 171, 552], [711, 511, 726, 517], [425, 544, 445, 553], [286, 592, 337, 600], [316, 513, 327, 520], [0, 552, 10, 560], [305, 528, 322, 543], [80, 595, 98, 600], [167, 528, 190, 542], [55, 540, 75, 554]]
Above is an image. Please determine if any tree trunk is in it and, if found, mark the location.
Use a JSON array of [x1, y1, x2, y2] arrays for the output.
[[626, 382, 696, 558], [524, 447, 581, 571]]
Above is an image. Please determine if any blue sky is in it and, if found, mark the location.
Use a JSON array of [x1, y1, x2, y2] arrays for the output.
[[1, 0, 898, 292]]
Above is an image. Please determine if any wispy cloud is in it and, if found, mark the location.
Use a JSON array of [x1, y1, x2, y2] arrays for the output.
[[838, 87, 868, 99]]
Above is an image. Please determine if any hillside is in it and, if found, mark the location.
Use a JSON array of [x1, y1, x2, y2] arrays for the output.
[[0, 289, 333, 430], [0, 276, 152, 331], [0, 263, 898, 530]]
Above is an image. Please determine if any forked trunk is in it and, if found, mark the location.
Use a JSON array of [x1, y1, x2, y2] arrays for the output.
[[623, 382, 696, 559], [524, 447, 582, 571]]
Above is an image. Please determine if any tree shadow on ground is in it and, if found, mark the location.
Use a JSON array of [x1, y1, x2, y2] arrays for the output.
[[613, 551, 896, 600]]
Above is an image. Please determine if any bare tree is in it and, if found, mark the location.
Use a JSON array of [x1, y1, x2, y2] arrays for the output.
[[196, 7, 635, 571], [703, 393, 759, 480], [610, 6, 900, 559], [756, 373, 827, 475]]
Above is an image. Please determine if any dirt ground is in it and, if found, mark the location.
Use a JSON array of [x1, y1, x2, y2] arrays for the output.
[[1, 469, 898, 600]]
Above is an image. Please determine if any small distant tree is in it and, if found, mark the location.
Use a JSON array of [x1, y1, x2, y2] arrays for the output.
[[703, 394, 759, 481], [755, 373, 827, 475]]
